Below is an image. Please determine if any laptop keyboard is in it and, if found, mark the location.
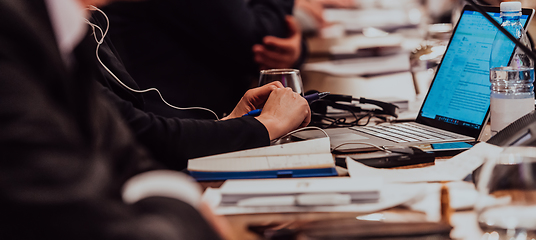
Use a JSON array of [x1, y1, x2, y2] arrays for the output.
[[351, 123, 460, 143]]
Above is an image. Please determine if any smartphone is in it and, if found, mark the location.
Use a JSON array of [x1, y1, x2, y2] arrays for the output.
[[413, 142, 476, 156]]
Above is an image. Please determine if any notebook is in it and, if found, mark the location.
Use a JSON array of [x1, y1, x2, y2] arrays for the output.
[[297, 5, 534, 152], [187, 138, 337, 181]]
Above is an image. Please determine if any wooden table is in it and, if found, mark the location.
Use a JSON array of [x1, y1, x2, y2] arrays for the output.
[[199, 170, 451, 240], [198, 124, 493, 240]]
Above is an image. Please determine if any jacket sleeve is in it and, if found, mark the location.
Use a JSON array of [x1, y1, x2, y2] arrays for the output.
[[98, 83, 271, 170], [92, 34, 271, 170]]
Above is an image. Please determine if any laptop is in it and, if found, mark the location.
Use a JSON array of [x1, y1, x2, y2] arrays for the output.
[[297, 5, 534, 152]]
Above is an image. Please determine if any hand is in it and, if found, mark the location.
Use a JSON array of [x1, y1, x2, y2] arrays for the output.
[[312, 0, 356, 8], [222, 81, 285, 120], [255, 87, 311, 140], [252, 16, 302, 70]]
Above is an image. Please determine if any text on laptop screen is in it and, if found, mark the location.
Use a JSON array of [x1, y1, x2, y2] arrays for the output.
[[420, 10, 529, 129]]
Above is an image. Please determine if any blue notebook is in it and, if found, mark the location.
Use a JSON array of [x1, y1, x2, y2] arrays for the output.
[[187, 138, 336, 181], [189, 168, 337, 181]]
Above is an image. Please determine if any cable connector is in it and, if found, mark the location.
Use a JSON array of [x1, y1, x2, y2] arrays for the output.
[[322, 94, 353, 102]]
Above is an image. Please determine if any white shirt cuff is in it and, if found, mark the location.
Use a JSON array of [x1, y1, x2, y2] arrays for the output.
[[121, 170, 202, 209]]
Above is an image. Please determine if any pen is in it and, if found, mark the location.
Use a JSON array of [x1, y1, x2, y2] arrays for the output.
[[236, 193, 351, 207], [243, 92, 330, 117]]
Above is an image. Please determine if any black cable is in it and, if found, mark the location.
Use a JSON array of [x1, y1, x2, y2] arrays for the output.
[[310, 109, 379, 128], [528, 31, 535, 52], [474, 0, 491, 6], [465, 0, 536, 62], [308, 93, 398, 128]]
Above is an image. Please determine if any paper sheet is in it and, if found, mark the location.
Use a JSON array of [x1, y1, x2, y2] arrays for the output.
[[188, 153, 334, 172], [302, 53, 410, 77], [188, 138, 333, 172], [346, 142, 504, 183], [219, 177, 380, 195], [192, 137, 330, 160], [323, 8, 416, 32], [203, 183, 427, 216]]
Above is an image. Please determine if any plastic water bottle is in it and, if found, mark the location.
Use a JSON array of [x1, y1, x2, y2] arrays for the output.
[[489, 1, 534, 136]]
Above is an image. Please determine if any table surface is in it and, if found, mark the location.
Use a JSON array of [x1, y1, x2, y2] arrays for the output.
[[198, 123, 493, 239], [198, 153, 486, 240], [204, 14, 495, 239]]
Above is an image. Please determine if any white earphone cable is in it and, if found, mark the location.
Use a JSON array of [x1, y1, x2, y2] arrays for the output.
[[86, 6, 219, 120]]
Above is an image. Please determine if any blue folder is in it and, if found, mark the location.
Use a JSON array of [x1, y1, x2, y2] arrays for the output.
[[189, 167, 338, 181]]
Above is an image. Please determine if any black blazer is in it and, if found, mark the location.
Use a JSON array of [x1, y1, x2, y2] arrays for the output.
[[91, 28, 270, 170], [100, 0, 302, 118], [0, 0, 219, 239]]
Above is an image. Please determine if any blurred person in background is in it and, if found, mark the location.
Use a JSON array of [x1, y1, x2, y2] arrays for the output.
[[294, 0, 357, 34]]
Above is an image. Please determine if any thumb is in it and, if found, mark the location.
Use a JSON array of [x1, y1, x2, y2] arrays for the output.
[[284, 15, 300, 38]]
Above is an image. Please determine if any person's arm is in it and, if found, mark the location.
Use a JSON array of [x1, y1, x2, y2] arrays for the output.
[[94, 35, 270, 170], [98, 83, 270, 170]]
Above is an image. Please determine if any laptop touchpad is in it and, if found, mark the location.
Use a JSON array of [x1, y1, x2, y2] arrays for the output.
[[333, 133, 370, 141]]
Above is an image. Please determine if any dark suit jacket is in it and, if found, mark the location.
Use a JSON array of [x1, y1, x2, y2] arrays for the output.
[[0, 0, 220, 239], [92, 32, 270, 170], [92, 30, 270, 170], [100, 0, 304, 118]]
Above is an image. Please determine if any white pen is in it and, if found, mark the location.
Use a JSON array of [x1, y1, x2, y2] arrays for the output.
[[236, 193, 351, 207], [297, 193, 351, 206], [237, 195, 295, 207]]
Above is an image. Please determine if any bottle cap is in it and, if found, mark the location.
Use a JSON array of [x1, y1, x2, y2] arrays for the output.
[[501, 1, 522, 12]]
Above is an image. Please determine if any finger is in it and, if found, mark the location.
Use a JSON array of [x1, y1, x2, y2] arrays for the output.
[[253, 44, 291, 68], [255, 54, 288, 69], [290, 91, 311, 128], [252, 44, 265, 53], [246, 82, 283, 108], [251, 83, 279, 99], [255, 53, 285, 69], [300, 106, 312, 128], [254, 44, 287, 59], [264, 81, 285, 88], [284, 16, 300, 37], [255, 49, 294, 69], [262, 36, 294, 52]]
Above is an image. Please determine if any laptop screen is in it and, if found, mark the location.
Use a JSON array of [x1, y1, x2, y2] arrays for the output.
[[417, 5, 532, 138]]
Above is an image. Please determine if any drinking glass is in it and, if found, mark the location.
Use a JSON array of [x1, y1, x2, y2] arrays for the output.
[[259, 69, 304, 96], [409, 23, 452, 96], [475, 147, 536, 240]]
